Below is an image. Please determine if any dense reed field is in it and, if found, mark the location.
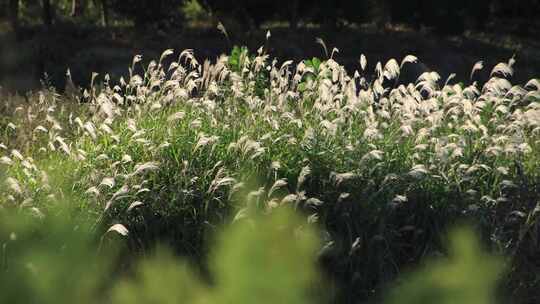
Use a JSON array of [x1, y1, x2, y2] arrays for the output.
[[1, 39, 539, 302]]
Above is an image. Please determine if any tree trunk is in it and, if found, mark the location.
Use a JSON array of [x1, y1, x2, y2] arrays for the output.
[[71, 0, 86, 17], [42, 0, 53, 27], [8, 0, 20, 34], [289, 0, 299, 30], [100, 0, 109, 27]]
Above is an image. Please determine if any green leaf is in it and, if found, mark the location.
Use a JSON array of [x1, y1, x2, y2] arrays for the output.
[[385, 227, 504, 304], [111, 208, 322, 304], [211, 207, 321, 304], [311, 57, 321, 70]]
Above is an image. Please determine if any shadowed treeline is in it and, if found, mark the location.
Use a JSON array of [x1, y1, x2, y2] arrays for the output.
[[0, 0, 539, 93], [3, 1, 540, 34]]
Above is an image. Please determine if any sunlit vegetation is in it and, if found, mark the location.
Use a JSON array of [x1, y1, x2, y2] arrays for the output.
[[1, 38, 539, 302]]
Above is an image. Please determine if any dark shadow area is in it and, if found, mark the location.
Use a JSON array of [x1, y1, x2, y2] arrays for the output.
[[1, 0, 539, 93]]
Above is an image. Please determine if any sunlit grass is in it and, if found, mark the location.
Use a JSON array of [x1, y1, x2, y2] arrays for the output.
[[0, 39, 539, 301]]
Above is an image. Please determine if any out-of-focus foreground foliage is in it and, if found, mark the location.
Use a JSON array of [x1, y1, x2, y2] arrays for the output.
[[385, 227, 504, 304], [0, 204, 503, 304], [0, 208, 112, 304]]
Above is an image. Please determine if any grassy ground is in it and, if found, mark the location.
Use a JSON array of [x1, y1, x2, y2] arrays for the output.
[[1, 41, 540, 303]]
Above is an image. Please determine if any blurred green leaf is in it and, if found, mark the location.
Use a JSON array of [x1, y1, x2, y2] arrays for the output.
[[0, 211, 114, 304], [112, 247, 209, 304], [112, 207, 321, 304], [211, 208, 321, 304], [385, 227, 504, 304]]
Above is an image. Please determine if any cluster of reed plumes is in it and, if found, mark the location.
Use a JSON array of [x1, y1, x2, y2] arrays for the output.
[[1, 40, 539, 301]]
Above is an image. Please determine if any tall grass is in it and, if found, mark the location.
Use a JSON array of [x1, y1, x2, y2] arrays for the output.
[[0, 200, 502, 304], [0, 40, 539, 302]]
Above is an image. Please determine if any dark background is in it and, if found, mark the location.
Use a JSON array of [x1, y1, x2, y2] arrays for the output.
[[1, 0, 539, 93]]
